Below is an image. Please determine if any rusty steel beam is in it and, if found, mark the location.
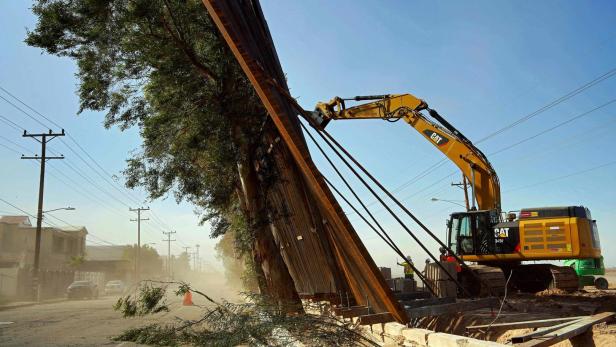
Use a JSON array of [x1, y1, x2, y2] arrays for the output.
[[201, 0, 408, 322]]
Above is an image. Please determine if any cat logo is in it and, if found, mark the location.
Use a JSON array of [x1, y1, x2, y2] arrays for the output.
[[423, 130, 449, 146], [494, 228, 509, 238]]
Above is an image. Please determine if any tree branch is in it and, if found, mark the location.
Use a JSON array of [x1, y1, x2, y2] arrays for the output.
[[160, 12, 218, 81]]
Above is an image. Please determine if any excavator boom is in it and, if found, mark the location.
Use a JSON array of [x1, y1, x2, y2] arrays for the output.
[[309, 94, 501, 212], [308, 92, 603, 293]]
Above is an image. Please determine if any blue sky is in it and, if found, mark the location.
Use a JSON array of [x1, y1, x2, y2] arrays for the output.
[[259, 0, 616, 273], [0, 2, 214, 267], [0, 1, 615, 276]]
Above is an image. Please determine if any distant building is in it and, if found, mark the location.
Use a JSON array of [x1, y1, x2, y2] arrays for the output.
[[0, 215, 87, 299], [80, 245, 131, 283], [0, 215, 87, 270]]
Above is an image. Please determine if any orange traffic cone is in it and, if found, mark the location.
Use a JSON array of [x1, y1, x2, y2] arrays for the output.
[[182, 290, 194, 306]]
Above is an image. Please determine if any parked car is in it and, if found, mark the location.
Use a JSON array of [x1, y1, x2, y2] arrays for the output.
[[104, 280, 126, 295], [67, 280, 98, 299]]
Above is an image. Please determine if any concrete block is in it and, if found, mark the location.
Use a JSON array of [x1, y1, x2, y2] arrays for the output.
[[372, 323, 385, 332], [384, 322, 406, 336], [427, 333, 468, 347], [383, 322, 406, 345], [401, 328, 432, 346], [393, 278, 417, 293], [372, 323, 385, 342], [386, 278, 395, 290], [426, 332, 504, 347], [380, 267, 392, 280], [466, 339, 504, 347]]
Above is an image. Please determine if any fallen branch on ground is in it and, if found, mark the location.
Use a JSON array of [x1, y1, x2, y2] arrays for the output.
[[112, 280, 378, 347]]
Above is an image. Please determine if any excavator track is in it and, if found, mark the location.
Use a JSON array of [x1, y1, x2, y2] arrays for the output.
[[509, 264, 579, 293], [462, 265, 506, 297]]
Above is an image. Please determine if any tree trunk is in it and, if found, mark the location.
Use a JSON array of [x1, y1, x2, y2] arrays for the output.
[[236, 133, 302, 310]]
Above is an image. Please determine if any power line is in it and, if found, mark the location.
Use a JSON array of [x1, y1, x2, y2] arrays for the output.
[[59, 137, 143, 206], [504, 160, 616, 193], [0, 114, 23, 131], [45, 163, 132, 218], [0, 134, 35, 153], [0, 142, 21, 155], [42, 212, 117, 246], [53, 149, 132, 209], [489, 98, 616, 157], [0, 87, 144, 199], [86, 238, 114, 246], [342, 67, 616, 208], [491, 115, 616, 170], [476, 67, 616, 144], [0, 88, 174, 250], [0, 94, 50, 129], [66, 135, 144, 203], [357, 116, 616, 221], [0, 86, 173, 234], [0, 197, 57, 228], [0, 198, 39, 220], [0, 86, 62, 129]]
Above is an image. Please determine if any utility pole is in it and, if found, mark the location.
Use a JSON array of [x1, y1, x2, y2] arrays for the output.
[[21, 129, 65, 300], [451, 175, 470, 211], [182, 246, 191, 271], [162, 231, 176, 279], [129, 207, 149, 282], [194, 244, 200, 272]]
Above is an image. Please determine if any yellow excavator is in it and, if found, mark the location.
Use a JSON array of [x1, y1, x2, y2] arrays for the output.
[[307, 93, 602, 294]]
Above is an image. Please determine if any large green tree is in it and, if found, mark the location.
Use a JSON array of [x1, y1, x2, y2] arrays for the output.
[[26, 0, 300, 305]]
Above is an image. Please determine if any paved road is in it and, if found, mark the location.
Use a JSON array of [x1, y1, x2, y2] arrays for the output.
[[0, 295, 204, 347]]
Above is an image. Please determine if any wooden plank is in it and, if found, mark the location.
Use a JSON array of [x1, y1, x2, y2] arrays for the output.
[[394, 291, 431, 301], [201, 0, 408, 324], [511, 319, 584, 343], [515, 312, 615, 347], [467, 316, 587, 331], [358, 313, 395, 326], [407, 298, 498, 318], [401, 297, 455, 309], [299, 292, 338, 302], [341, 306, 370, 318]]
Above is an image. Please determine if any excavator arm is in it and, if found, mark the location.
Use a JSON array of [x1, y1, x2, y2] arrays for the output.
[[308, 94, 501, 212]]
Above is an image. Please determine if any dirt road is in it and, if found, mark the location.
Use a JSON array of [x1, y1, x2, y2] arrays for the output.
[[0, 295, 204, 347]]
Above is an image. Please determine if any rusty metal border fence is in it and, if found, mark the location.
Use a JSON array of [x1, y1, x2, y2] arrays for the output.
[[201, 0, 408, 322]]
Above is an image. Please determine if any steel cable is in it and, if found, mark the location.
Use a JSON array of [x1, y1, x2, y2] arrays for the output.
[[302, 121, 471, 296], [301, 121, 437, 295]]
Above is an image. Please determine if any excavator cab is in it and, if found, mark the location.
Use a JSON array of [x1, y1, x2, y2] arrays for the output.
[[446, 210, 503, 256]]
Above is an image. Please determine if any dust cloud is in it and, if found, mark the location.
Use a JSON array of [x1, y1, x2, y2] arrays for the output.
[[170, 232, 247, 303]]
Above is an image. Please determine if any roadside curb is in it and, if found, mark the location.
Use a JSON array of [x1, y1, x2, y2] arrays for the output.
[[0, 298, 67, 311]]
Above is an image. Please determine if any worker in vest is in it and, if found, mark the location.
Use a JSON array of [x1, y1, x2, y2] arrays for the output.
[[439, 246, 462, 273], [397, 256, 414, 279]]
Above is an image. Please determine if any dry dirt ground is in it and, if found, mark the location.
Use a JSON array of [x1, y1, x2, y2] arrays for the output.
[[2, 271, 615, 346], [0, 294, 208, 347], [603, 268, 616, 289], [418, 285, 616, 346], [0, 270, 238, 347]]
